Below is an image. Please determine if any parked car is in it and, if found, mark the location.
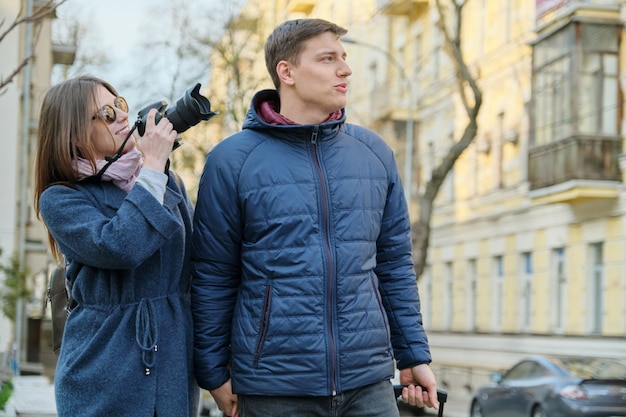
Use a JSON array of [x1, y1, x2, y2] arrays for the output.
[[470, 355, 626, 417]]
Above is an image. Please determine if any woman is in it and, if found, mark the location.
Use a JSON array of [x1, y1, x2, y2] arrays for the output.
[[34, 76, 198, 417]]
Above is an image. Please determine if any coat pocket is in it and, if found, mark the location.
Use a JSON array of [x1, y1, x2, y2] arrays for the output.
[[253, 284, 272, 367]]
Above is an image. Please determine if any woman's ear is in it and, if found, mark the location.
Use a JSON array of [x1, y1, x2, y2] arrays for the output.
[[276, 61, 295, 86]]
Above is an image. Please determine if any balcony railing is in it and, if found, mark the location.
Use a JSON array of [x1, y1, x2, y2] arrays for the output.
[[376, 0, 428, 17], [52, 42, 76, 66], [528, 135, 622, 190]]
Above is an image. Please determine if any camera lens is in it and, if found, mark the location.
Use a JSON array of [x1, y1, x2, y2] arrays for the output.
[[135, 83, 218, 137], [164, 83, 217, 133]]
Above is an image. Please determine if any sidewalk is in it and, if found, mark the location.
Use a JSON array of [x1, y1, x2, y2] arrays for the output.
[[3, 376, 57, 417], [2, 374, 470, 417]]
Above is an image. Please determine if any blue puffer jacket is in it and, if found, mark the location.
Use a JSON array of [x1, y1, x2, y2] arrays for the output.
[[192, 90, 431, 397]]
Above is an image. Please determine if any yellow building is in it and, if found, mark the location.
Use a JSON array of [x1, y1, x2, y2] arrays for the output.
[[0, 0, 74, 369], [415, 0, 626, 373], [218, 0, 626, 399]]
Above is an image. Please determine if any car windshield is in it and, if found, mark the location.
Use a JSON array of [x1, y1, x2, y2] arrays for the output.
[[553, 357, 626, 379]]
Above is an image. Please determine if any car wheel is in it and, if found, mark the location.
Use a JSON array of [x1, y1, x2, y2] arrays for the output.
[[470, 400, 483, 417], [531, 405, 546, 417]]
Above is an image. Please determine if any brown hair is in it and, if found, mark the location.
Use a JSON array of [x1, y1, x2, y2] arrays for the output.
[[264, 18, 348, 90], [34, 75, 119, 262]]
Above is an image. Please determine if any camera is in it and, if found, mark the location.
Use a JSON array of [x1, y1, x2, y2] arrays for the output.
[[135, 83, 218, 140]]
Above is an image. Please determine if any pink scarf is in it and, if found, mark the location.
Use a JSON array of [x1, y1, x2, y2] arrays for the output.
[[258, 100, 343, 125], [73, 147, 144, 193]]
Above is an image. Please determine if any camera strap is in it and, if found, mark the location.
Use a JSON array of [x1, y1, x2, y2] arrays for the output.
[[94, 122, 139, 180]]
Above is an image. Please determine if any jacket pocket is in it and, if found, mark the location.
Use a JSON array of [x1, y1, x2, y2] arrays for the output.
[[253, 285, 272, 367], [370, 275, 392, 352]]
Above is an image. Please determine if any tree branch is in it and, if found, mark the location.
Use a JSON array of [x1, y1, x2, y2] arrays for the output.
[[412, 0, 483, 279], [0, 0, 68, 93]]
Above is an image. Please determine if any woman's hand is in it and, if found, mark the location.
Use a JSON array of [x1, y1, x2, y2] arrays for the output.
[[135, 108, 177, 172]]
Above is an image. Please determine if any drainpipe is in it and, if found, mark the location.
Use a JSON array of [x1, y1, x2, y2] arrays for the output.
[[15, 0, 34, 368]]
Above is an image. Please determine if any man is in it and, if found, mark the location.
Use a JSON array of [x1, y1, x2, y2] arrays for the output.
[[192, 18, 438, 417]]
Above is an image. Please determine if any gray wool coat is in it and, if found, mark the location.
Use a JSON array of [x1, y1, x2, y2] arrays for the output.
[[39, 172, 198, 417]]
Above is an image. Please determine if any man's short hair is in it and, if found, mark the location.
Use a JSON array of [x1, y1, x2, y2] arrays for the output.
[[264, 18, 348, 90]]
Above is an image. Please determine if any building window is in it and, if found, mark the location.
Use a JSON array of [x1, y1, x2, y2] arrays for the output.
[[590, 242, 604, 334], [552, 248, 566, 333], [493, 255, 504, 331], [445, 262, 454, 330], [531, 22, 620, 145], [444, 134, 455, 202], [528, 20, 622, 190], [532, 25, 572, 145], [422, 266, 432, 328], [520, 252, 533, 333], [412, 31, 422, 77], [579, 25, 619, 136], [467, 259, 477, 332]]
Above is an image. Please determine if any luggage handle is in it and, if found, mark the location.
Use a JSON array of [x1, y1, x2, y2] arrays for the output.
[[393, 385, 448, 417]]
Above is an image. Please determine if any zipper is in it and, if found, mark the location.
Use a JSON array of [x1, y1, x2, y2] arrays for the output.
[[253, 285, 273, 367], [310, 127, 338, 395]]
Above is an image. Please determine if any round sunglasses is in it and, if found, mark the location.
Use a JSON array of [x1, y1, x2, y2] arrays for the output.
[[92, 96, 129, 124]]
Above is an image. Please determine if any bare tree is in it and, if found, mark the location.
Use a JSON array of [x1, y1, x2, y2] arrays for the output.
[[119, 0, 213, 108], [412, 0, 483, 279], [49, 0, 251, 200], [0, 0, 68, 93], [52, 0, 220, 109], [51, 6, 110, 84], [202, 14, 266, 134], [168, 3, 266, 200]]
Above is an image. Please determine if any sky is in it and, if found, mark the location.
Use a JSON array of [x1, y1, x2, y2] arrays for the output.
[[57, 0, 149, 71], [54, 0, 169, 111], [54, 0, 243, 114]]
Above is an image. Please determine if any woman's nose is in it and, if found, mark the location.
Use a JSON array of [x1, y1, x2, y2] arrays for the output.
[[118, 107, 130, 121]]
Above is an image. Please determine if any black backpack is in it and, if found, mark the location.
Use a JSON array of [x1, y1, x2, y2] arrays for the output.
[[46, 263, 75, 355]]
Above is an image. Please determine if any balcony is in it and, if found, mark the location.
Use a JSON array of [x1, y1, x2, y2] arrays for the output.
[[287, 0, 315, 14], [33, 0, 57, 17], [228, 14, 260, 32], [376, 0, 428, 17], [528, 135, 621, 203], [52, 42, 76, 66]]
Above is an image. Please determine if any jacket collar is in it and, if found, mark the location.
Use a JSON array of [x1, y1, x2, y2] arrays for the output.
[[244, 90, 346, 142]]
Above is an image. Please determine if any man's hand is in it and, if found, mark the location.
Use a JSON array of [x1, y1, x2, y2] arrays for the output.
[[210, 380, 239, 417], [399, 364, 439, 411]]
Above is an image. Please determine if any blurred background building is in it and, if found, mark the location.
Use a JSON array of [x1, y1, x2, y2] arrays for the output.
[[1, 0, 624, 404], [0, 0, 74, 375]]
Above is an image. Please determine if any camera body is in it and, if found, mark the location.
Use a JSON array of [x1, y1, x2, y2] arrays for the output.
[[135, 83, 218, 139]]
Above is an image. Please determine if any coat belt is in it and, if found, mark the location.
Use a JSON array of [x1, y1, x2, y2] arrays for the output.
[[135, 298, 159, 375]]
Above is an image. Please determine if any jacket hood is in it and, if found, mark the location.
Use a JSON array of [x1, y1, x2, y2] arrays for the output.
[[243, 90, 346, 138]]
